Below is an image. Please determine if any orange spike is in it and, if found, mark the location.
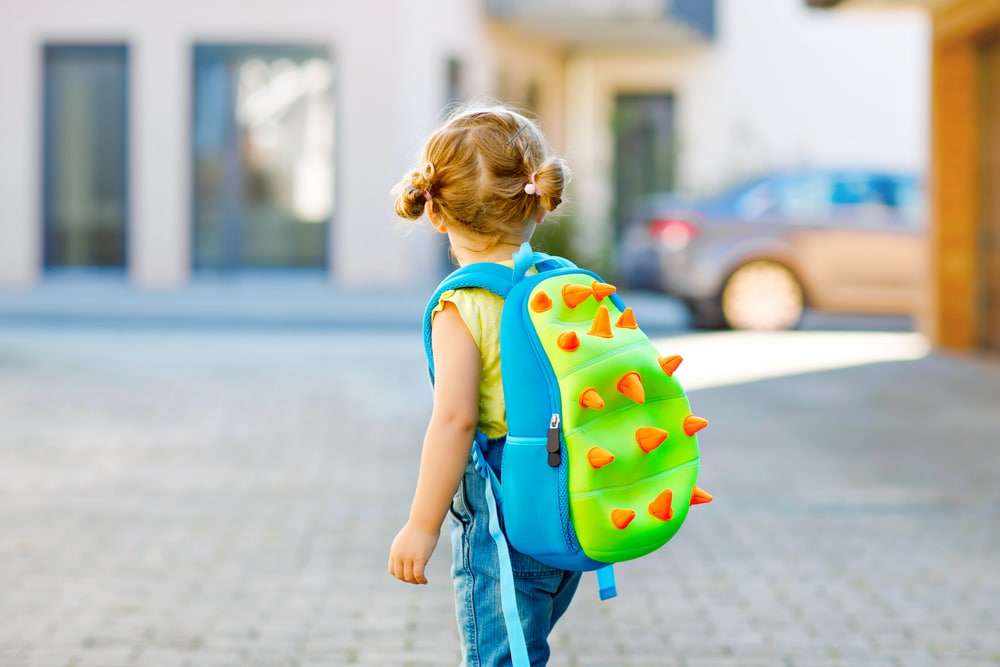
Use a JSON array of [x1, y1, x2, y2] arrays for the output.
[[636, 426, 669, 453], [648, 489, 674, 521], [562, 284, 593, 309], [611, 509, 636, 530], [592, 281, 617, 301], [587, 446, 615, 469], [691, 487, 714, 505], [557, 331, 580, 352], [659, 355, 683, 376], [683, 415, 709, 436], [530, 291, 552, 313], [617, 372, 645, 404], [587, 306, 614, 338], [615, 307, 638, 329], [579, 388, 605, 409]]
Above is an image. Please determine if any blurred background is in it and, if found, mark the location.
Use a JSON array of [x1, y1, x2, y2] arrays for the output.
[[2, 2, 1000, 666], [0, 0, 996, 350]]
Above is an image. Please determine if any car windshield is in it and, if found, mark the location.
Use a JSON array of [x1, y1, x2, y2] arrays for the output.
[[724, 172, 925, 222], [707, 176, 772, 208]]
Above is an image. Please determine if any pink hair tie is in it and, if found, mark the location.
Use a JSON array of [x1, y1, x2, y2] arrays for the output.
[[524, 172, 538, 196], [423, 190, 432, 202]]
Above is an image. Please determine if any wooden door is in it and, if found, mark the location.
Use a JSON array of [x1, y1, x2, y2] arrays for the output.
[[979, 34, 1000, 349]]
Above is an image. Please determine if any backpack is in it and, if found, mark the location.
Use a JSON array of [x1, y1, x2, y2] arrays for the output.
[[422, 242, 711, 665]]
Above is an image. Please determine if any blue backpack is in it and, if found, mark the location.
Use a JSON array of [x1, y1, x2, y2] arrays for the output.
[[423, 243, 710, 665]]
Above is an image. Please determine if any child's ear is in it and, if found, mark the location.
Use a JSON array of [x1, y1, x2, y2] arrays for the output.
[[427, 205, 447, 234]]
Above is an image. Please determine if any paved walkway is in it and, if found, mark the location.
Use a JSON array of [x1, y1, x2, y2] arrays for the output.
[[0, 320, 997, 666]]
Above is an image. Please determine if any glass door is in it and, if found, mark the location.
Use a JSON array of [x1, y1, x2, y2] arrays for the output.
[[42, 44, 129, 269], [192, 44, 334, 270]]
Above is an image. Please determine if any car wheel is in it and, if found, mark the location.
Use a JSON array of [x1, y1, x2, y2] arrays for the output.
[[721, 260, 804, 330]]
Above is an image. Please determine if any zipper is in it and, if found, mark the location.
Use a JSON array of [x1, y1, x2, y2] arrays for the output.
[[517, 274, 565, 429], [546, 413, 561, 467], [518, 267, 614, 467]]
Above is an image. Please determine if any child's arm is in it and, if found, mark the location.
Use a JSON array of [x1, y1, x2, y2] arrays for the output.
[[389, 301, 481, 585]]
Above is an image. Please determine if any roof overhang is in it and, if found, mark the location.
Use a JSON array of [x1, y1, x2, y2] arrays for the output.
[[486, 0, 715, 50]]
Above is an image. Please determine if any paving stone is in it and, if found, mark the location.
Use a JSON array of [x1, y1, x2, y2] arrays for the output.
[[0, 326, 997, 666]]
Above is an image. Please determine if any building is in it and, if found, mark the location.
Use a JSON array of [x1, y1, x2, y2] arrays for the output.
[[0, 0, 928, 293], [490, 0, 928, 269], [0, 0, 492, 290], [810, 0, 1000, 351]]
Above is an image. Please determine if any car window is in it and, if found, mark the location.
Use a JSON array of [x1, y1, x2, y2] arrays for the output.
[[831, 175, 876, 206], [829, 174, 896, 227], [734, 172, 924, 226], [737, 174, 835, 220], [888, 176, 926, 224], [853, 175, 926, 228]]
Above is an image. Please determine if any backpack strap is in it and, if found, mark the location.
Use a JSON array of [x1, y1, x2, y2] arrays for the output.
[[596, 565, 618, 600], [512, 241, 576, 284], [421, 262, 513, 383], [421, 243, 575, 381], [469, 431, 531, 666]]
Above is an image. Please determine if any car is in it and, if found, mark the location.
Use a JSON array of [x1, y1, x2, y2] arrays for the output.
[[617, 169, 926, 330]]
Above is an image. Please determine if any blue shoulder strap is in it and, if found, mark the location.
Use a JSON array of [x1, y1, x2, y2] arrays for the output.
[[421, 243, 575, 381], [421, 262, 513, 383]]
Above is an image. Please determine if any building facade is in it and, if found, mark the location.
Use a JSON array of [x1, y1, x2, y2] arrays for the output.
[[0, 0, 929, 293], [0, 0, 492, 289]]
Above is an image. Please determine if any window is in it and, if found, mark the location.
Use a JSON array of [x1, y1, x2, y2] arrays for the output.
[[192, 44, 334, 269], [42, 44, 129, 269]]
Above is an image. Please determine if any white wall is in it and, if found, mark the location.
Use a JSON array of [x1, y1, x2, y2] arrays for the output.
[[0, 5, 43, 287], [371, 0, 494, 289], [0, 0, 491, 289], [682, 0, 930, 193]]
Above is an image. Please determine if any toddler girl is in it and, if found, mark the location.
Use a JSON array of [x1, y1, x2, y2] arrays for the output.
[[388, 101, 581, 666]]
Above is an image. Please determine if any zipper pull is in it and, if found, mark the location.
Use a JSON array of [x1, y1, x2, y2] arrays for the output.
[[546, 413, 561, 467]]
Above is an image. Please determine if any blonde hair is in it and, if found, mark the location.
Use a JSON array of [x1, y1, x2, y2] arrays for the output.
[[392, 101, 570, 247]]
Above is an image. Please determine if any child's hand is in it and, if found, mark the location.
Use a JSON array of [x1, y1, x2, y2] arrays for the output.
[[388, 522, 440, 585]]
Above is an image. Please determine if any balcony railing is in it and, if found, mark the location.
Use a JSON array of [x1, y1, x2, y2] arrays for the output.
[[486, 0, 715, 45]]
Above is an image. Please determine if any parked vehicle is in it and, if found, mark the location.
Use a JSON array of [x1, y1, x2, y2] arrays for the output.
[[617, 169, 926, 330]]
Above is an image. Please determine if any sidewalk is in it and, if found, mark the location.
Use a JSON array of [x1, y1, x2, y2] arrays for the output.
[[0, 277, 427, 330], [0, 298, 997, 666]]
